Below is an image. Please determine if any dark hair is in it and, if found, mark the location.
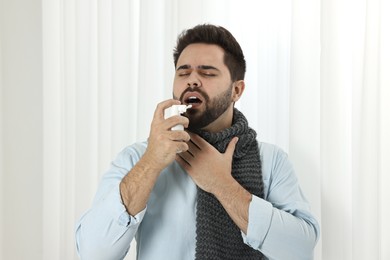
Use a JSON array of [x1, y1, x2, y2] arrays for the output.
[[173, 24, 246, 81]]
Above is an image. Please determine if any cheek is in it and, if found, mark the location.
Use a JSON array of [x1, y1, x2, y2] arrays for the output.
[[172, 81, 183, 99]]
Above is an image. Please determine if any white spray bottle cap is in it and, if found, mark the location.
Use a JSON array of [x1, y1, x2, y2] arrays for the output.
[[164, 104, 192, 130]]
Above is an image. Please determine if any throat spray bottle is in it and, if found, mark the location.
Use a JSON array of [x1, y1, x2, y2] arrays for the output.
[[164, 105, 192, 131]]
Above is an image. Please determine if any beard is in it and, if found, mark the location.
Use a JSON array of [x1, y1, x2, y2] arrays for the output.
[[174, 85, 233, 131]]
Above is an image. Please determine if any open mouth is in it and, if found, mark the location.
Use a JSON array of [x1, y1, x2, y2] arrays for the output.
[[182, 92, 204, 107], [185, 96, 202, 105]]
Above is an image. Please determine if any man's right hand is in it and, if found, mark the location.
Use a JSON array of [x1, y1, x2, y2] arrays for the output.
[[143, 99, 191, 172], [120, 99, 190, 216]]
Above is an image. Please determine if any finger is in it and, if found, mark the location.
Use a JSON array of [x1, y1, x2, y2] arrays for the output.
[[176, 150, 193, 164], [165, 115, 190, 130], [176, 154, 191, 168], [186, 139, 202, 156], [181, 145, 195, 157], [225, 137, 239, 157], [175, 141, 189, 154], [169, 131, 190, 142], [188, 132, 209, 150], [154, 99, 181, 120]]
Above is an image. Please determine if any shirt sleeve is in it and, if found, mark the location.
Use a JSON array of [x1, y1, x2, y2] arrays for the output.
[[75, 144, 147, 260], [241, 143, 320, 260]]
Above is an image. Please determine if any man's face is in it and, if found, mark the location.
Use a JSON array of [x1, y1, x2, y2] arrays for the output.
[[173, 43, 234, 131]]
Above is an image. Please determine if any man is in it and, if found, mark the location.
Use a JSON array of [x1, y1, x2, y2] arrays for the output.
[[75, 24, 319, 260]]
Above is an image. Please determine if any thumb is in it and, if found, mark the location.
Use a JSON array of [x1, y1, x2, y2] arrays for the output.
[[225, 137, 239, 157]]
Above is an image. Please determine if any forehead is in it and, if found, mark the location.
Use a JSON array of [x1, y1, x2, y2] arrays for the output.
[[176, 43, 226, 68]]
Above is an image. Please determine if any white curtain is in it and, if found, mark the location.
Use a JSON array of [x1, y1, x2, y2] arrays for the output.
[[319, 0, 390, 258], [1, 0, 389, 259]]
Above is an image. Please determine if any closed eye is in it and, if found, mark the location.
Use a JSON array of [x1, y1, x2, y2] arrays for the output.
[[200, 71, 216, 77], [177, 69, 191, 77]]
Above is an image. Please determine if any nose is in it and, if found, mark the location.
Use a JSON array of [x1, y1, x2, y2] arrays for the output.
[[187, 82, 199, 88], [187, 73, 201, 88]]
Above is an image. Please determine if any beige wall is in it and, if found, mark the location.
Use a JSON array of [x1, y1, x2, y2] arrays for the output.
[[0, 0, 3, 254], [0, 0, 43, 259]]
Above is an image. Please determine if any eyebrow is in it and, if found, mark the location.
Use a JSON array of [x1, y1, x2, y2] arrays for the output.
[[176, 65, 220, 71]]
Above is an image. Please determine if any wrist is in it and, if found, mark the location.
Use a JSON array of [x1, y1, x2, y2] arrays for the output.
[[140, 151, 165, 174], [212, 176, 242, 199], [214, 178, 251, 204]]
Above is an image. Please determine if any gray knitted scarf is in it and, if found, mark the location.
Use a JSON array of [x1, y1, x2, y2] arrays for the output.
[[193, 108, 265, 260]]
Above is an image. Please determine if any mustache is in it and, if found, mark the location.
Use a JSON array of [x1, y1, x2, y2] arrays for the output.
[[177, 87, 209, 103]]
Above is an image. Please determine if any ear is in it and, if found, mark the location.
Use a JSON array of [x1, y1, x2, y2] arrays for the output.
[[231, 80, 245, 102]]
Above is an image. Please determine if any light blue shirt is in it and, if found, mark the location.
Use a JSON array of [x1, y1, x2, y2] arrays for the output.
[[75, 141, 319, 260]]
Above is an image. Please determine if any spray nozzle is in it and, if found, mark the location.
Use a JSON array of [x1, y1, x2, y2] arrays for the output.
[[176, 105, 192, 114], [164, 104, 192, 130]]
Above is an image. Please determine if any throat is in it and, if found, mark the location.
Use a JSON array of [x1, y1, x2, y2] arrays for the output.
[[200, 108, 233, 133]]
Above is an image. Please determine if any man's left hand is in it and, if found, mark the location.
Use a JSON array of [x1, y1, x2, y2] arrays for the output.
[[176, 132, 238, 194]]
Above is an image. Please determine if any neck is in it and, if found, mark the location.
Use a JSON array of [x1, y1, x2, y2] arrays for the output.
[[201, 105, 234, 133]]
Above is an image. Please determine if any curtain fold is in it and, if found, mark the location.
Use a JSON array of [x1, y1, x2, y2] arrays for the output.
[[289, 0, 321, 259]]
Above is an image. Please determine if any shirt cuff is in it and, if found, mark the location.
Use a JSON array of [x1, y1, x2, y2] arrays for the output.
[[242, 195, 273, 249], [105, 184, 147, 227]]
